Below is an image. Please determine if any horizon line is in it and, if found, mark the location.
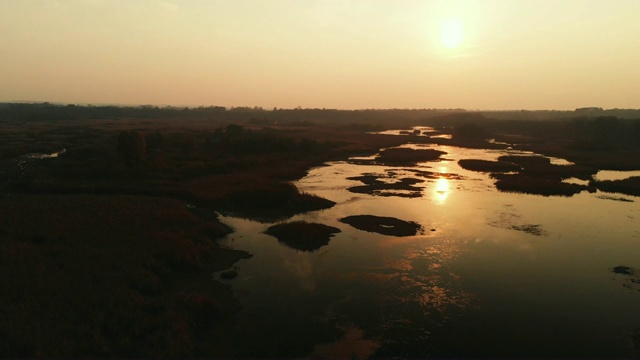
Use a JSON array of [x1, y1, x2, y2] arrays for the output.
[[3, 101, 638, 113]]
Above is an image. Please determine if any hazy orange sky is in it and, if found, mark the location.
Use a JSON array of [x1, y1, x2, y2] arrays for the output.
[[1, 0, 639, 110]]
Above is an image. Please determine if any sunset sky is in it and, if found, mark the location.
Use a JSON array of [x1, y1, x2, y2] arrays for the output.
[[1, 0, 639, 110]]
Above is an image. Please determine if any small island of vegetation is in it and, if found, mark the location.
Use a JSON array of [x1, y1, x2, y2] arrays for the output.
[[339, 215, 423, 237], [264, 221, 341, 252]]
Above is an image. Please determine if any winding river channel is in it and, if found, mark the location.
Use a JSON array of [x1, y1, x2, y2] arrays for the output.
[[218, 129, 640, 358]]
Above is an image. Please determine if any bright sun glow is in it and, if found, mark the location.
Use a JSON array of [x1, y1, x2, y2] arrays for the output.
[[440, 18, 464, 49], [434, 177, 450, 204]]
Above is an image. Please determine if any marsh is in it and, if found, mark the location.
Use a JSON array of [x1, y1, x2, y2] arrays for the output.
[[2, 110, 640, 358], [220, 129, 640, 358]]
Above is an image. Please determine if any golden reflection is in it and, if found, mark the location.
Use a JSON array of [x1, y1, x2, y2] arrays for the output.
[[434, 177, 450, 204]]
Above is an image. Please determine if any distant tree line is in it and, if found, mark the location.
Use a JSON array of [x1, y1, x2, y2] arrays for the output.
[[0, 103, 227, 121], [0, 102, 469, 124], [1, 102, 639, 128]]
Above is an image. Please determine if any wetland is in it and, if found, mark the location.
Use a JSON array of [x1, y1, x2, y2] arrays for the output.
[[1, 104, 640, 357]]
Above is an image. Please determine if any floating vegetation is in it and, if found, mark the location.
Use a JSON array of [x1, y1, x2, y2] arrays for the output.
[[340, 215, 422, 237], [510, 224, 546, 236], [497, 155, 596, 181], [221, 183, 337, 222], [493, 173, 593, 197], [611, 266, 640, 291], [612, 266, 634, 275], [375, 148, 447, 166], [498, 155, 550, 166], [593, 177, 640, 197], [347, 173, 424, 198], [459, 155, 597, 197], [345, 169, 462, 198], [402, 168, 464, 180], [219, 269, 239, 279], [596, 195, 634, 203], [458, 159, 521, 173], [489, 210, 547, 236], [264, 221, 341, 252]]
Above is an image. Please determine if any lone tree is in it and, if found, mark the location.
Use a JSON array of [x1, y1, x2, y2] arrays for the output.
[[117, 131, 146, 166]]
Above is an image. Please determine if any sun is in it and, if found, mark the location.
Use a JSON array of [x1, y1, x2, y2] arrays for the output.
[[440, 18, 464, 49]]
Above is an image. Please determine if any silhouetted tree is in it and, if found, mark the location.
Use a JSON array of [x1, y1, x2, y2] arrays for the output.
[[117, 131, 146, 166]]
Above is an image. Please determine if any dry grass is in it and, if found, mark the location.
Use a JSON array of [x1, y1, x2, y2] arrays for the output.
[[0, 195, 247, 357]]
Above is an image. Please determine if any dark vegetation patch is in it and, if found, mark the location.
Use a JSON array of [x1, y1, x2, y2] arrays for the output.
[[399, 129, 422, 135], [596, 195, 634, 202], [592, 177, 640, 197], [404, 168, 465, 180], [0, 195, 250, 357], [611, 266, 640, 292], [347, 173, 424, 198], [498, 155, 596, 181], [612, 266, 634, 275], [264, 221, 341, 252], [215, 182, 336, 222], [219, 269, 239, 279], [458, 159, 521, 173], [1, 121, 414, 221], [492, 173, 592, 197], [485, 116, 640, 171], [345, 169, 462, 198], [347, 169, 462, 198], [510, 224, 546, 236], [339, 215, 423, 237], [489, 211, 547, 236], [374, 148, 446, 166], [464, 155, 599, 196], [499, 155, 551, 166]]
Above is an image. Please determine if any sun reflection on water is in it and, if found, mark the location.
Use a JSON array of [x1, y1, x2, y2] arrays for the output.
[[434, 177, 450, 204]]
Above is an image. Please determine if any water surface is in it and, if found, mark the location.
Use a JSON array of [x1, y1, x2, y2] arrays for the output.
[[219, 139, 640, 358]]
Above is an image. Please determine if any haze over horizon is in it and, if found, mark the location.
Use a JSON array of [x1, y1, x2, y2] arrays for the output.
[[2, 0, 639, 110]]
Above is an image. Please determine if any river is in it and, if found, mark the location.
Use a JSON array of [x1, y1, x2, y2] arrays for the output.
[[218, 132, 640, 358]]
